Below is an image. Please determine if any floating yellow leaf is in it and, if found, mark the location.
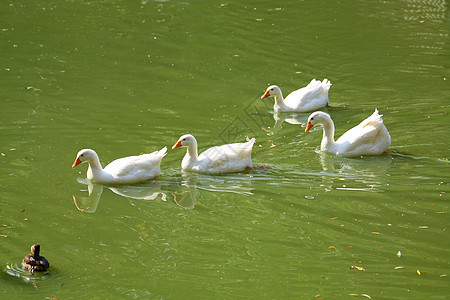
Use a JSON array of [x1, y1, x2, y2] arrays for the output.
[[362, 294, 372, 299], [417, 269, 422, 275], [6, 265, 11, 270], [350, 265, 365, 271], [0, 235, 7, 237], [328, 246, 335, 249], [330, 217, 338, 220], [372, 232, 380, 235], [349, 294, 359, 296]]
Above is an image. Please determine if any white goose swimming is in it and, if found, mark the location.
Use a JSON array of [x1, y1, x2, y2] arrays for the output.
[[305, 109, 391, 156], [72, 147, 167, 184], [261, 79, 331, 112], [172, 134, 255, 174]]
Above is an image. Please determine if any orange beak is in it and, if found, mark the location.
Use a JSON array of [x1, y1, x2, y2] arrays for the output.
[[172, 140, 182, 149], [261, 90, 270, 99], [305, 121, 314, 132], [72, 157, 82, 168]]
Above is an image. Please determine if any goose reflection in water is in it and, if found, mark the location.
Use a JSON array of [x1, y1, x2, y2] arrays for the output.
[[72, 179, 171, 213], [318, 151, 392, 192], [72, 173, 254, 212], [265, 113, 309, 135]]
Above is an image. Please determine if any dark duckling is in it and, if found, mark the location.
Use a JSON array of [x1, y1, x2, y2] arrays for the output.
[[22, 243, 50, 274]]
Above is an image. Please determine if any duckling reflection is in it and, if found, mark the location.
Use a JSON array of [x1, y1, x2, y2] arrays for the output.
[[269, 113, 309, 135]]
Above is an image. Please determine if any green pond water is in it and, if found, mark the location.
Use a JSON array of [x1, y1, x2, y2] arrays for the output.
[[1, 0, 449, 298]]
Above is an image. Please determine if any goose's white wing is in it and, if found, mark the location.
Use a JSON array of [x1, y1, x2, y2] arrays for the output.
[[104, 147, 167, 177]]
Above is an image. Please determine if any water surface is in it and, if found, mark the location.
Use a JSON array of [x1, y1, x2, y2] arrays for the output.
[[1, 0, 449, 298]]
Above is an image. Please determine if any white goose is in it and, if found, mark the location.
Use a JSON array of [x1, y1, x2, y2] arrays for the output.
[[305, 109, 391, 156], [261, 79, 331, 112], [172, 134, 255, 174], [72, 147, 167, 185]]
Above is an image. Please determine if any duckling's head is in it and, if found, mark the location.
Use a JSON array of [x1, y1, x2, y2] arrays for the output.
[[72, 149, 98, 168], [305, 111, 331, 132], [261, 85, 281, 99], [31, 243, 40, 257], [172, 134, 197, 149]]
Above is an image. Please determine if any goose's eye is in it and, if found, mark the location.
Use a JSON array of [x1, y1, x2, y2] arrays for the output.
[[182, 138, 186, 141], [80, 154, 84, 157], [270, 88, 273, 91], [310, 117, 314, 121]]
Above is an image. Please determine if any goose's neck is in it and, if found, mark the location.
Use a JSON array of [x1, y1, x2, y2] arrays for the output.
[[273, 92, 286, 112], [320, 118, 336, 150], [184, 143, 199, 163], [273, 92, 284, 105], [87, 155, 104, 178]]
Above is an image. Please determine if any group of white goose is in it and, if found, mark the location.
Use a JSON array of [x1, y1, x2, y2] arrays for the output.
[[73, 78, 391, 185]]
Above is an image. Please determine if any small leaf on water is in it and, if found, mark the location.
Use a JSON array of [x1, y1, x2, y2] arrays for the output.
[[361, 294, 372, 299], [350, 265, 365, 271], [394, 266, 404, 270], [397, 250, 402, 257], [417, 269, 422, 275], [0, 235, 7, 237], [372, 232, 380, 235], [419, 226, 428, 229], [6, 265, 11, 270], [330, 217, 338, 220], [328, 246, 335, 249], [348, 294, 359, 296]]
